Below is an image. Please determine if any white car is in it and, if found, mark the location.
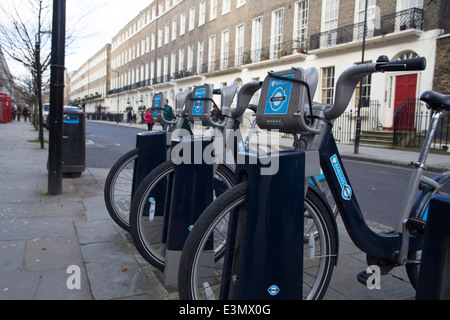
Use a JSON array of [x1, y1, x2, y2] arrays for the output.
[[43, 103, 50, 128]]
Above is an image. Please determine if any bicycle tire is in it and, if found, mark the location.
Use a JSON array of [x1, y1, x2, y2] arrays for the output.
[[104, 148, 138, 232], [405, 173, 450, 289], [129, 160, 235, 271], [178, 182, 337, 300]]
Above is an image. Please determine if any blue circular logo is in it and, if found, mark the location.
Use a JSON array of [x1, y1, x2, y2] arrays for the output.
[[268, 285, 280, 296]]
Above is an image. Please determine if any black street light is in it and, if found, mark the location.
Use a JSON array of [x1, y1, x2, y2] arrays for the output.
[[354, 0, 369, 155], [48, 0, 66, 196], [35, 31, 51, 150]]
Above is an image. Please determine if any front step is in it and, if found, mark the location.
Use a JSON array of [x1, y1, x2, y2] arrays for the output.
[[359, 131, 394, 147]]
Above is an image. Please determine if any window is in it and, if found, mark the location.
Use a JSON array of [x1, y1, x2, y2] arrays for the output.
[[294, 1, 308, 49], [237, 0, 246, 7], [402, 0, 423, 10], [197, 41, 204, 74], [180, 12, 186, 35], [222, 0, 230, 14], [251, 17, 263, 62], [221, 30, 229, 70], [158, 29, 163, 47], [235, 24, 245, 67], [151, 31, 156, 50], [187, 45, 194, 72], [210, 0, 218, 20], [271, 8, 284, 59], [321, 67, 335, 105], [163, 55, 169, 82], [179, 48, 185, 72], [356, 0, 377, 39], [189, 7, 196, 31], [171, 53, 177, 78], [172, 19, 177, 41], [208, 35, 216, 72], [322, 0, 339, 47], [165, 24, 170, 44], [199, 1, 206, 26]]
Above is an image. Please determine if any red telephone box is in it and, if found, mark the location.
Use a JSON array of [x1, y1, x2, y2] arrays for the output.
[[0, 92, 7, 123], [6, 96, 12, 122]]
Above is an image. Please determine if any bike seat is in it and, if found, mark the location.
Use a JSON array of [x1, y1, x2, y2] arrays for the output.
[[420, 91, 450, 111]]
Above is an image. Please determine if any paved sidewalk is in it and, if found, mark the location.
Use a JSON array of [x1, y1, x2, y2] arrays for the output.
[[0, 120, 448, 300]]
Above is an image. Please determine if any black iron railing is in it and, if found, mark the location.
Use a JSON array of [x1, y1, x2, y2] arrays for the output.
[[393, 99, 449, 150], [310, 8, 423, 50]]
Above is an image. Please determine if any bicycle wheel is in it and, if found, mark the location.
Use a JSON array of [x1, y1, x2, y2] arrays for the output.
[[178, 182, 337, 300], [129, 160, 235, 271], [405, 173, 450, 289], [104, 148, 138, 232]]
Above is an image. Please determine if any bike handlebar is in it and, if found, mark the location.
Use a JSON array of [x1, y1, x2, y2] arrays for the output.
[[324, 56, 426, 121]]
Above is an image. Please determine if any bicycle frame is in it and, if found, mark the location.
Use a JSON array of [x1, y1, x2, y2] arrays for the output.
[[317, 123, 423, 261]]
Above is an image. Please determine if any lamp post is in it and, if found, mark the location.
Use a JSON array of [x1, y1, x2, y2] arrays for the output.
[[35, 30, 52, 150], [112, 69, 120, 124], [354, 0, 369, 154]]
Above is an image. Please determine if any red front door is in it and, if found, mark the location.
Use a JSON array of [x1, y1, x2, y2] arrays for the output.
[[393, 74, 417, 131]]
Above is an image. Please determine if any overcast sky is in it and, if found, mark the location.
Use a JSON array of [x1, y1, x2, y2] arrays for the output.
[[1, 0, 153, 77], [66, 0, 153, 73]]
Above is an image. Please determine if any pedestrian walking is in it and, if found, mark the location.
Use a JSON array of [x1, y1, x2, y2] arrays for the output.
[[22, 106, 30, 122], [16, 106, 22, 121], [127, 109, 133, 125], [144, 108, 154, 131], [162, 99, 175, 131]]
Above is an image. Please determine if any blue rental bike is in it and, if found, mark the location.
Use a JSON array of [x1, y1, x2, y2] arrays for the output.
[[178, 56, 450, 300]]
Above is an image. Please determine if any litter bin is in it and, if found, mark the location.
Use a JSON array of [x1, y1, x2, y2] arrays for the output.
[[62, 107, 86, 176]]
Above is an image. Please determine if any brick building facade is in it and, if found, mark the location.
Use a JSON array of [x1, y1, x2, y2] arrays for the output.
[[69, 0, 449, 137]]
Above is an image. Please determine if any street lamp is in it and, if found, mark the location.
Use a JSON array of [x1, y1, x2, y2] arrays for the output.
[[35, 30, 52, 149], [112, 69, 120, 124]]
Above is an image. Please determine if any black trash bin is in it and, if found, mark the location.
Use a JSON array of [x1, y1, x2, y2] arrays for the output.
[[62, 107, 86, 176]]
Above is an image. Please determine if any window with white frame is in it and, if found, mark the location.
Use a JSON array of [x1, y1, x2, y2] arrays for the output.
[[208, 35, 216, 72], [294, 1, 308, 49], [401, 0, 423, 9], [189, 7, 196, 31], [237, 0, 246, 7], [158, 29, 163, 47], [210, 0, 218, 20], [222, 0, 230, 14], [197, 41, 204, 74], [199, 1, 206, 26], [179, 48, 185, 71], [172, 19, 177, 41], [355, 0, 376, 39], [165, 24, 170, 44], [235, 24, 245, 67], [151, 31, 156, 50], [180, 12, 186, 35], [187, 45, 194, 72], [322, 0, 339, 47], [164, 55, 169, 82], [251, 17, 263, 62], [270, 8, 284, 59], [171, 53, 177, 78], [221, 30, 229, 69]]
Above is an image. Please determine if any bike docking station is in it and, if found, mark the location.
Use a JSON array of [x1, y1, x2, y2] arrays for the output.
[[132, 92, 169, 195], [416, 195, 450, 300], [132, 90, 192, 230], [162, 83, 238, 288], [219, 67, 321, 299]]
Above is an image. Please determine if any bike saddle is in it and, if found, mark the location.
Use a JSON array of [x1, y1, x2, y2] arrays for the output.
[[420, 91, 450, 111]]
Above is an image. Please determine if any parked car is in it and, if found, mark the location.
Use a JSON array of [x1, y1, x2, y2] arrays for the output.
[[43, 103, 50, 128]]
